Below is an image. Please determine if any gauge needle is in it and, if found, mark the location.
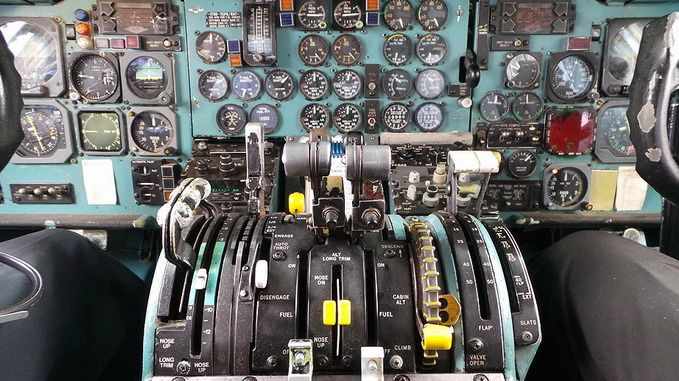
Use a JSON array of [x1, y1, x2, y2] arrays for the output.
[[242, 88, 248, 97], [27, 115, 46, 152]]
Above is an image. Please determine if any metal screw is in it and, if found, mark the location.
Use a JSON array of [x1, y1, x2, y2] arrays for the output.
[[389, 355, 404, 370], [470, 339, 484, 353], [176, 360, 190, 375], [522, 331, 533, 342], [473, 375, 489, 381], [240, 290, 249, 297], [242, 265, 250, 272], [273, 251, 286, 261], [266, 356, 278, 368], [394, 375, 411, 381], [318, 355, 329, 366], [243, 377, 257, 381], [384, 249, 396, 259], [368, 360, 378, 372], [342, 355, 354, 368]]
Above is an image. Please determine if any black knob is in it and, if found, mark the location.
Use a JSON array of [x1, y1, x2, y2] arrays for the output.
[[323, 208, 340, 228]]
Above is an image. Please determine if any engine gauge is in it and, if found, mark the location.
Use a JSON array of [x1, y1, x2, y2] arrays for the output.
[[298, 0, 328, 30], [332, 34, 362, 66], [382, 102, 412, 132], [383, 33, 413, 66], [69, 52, 120, 103], [479, 92, 510, 122], [298, 34, 329, 67], [300, 103, 331, 131], [383, 0, 415, 32], [547, 52, 598, 103], [249, 104, 280, 134], [382, 69, 413, 100], [602, 19, 651, 96], [415, 33, 447, 66], [243, 1, 276, 66], [595, 101, 635, 163], [129, 109, 176, 155], [414, 102, 444, 132], [333, 0, 363, 29], [231, 70, 262, 101], [19, 109, 61, 157], [77, 110, 125, 154], [333, 69, 362, 100], [505, 52, 541, 89], [544, 107, 596, 155], [543, 164, 590, 210], [417, 0, 448, 31], [507, 150, 537, 178], [195, 31, 227, 64], [299, 69, 330, 101], [217, 104, 248, 135], [333, 103, 363, 132], [415, 68, 445, 99], [512, 91, 543, 122], [265, 69, 295, 101], [197, 70, 229, 102]]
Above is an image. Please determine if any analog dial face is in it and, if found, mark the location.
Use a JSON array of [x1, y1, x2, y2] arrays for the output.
[[415, 68, 445, 99], [545, 167, 587, 208], [299, 69, 330, 101], [249, 104, 280, 134], [126, 56, 167, 99], [600, 105, 635, 157], [78, 111, 123, 152], [383, 0, 415, 31], [195, 31, 227, 64], [479, 92, 510, 122], [332, 34, 362, 66], [333, 0, 363, 29], [131, 111, 173, 154], [300, 103, 330, 130], [298, 34, 329, 66], [217, 104, 247, 135], [507, 150, 538, 178], [550, 55, 594, 101], [71, 54, 119, 101], [198, 70, 229, 102], [383, 33, 413, 66], [414, 102, 444, 132], [19, 109, 61, 156], [415, 33, 447, 66], [1, 21, 59, 91], [333, 103, 363, 132], [382, 69, 412, 100], [231, 70, 262, 101], [512, 91, 543, 122], [265, 69, 295, 101], [506, 53, 540, 89], [333, 69, 362, 100], [382, 102, 411, 132], [607, 21, 648, 85], [298, 0, 327, 29], [417, 0, 448, 31]]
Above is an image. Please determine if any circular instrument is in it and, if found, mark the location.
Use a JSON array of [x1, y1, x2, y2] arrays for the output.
[[217, 104, 248, 135], [333, 0, 363, 29], [332, 34, 362, 66], [130, 110, 174, 154], [415, 68, 445, 99], [78, 111, 123, 152], [507, 150, 538, 179], [19, 109, 60, 156], [417, 0, 448, 31], [543, 165, 589, 209], [70, 53, 119, 102], [298, 0, 328, 29], [479, 92, 510, 122], [511, 91, 543, 122], [231, 70, 262, 102], [195, 31, 227, 64], [333, 102, 363, 132], [606, 20, 648, 85], [264, 69, 295, 101], [125, 56, 168, 99], [414, 102, 444, 132], [383, 33, 413, 66], [382, 68, 413, 100], [197, 70, 229, 102], [299, 69, 330, 101], [415, 33, 447, 66], [332, 69, 362, 100], [298, 34, 329, 67], [300, 103, 331, 131], [548, 54, 595, 102], [382, 102, 412, 132], [505, 53, 540, 89], [249, 104, 280, 134], [383, 0, 415, 31]]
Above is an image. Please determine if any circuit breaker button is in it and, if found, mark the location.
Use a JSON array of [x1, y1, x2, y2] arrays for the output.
[[421, 324, 453, 350], [338, 299, 351, 325], [323, 300, 336, 326]]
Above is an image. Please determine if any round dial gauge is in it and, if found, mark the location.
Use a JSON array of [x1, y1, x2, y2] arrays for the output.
[[298, 34, 329, 67], [126, 56, 168, 99], [506, 53, 540, 89], [333, 69, 362, 100], [78, 111, 123, 152], [417, 0, 448, 31], [383, 0, 415, 32], [600, 105, 635, 158], [299, 70, 330, 101], [382, 69, 413, 100], [332, 34, 362, 66], [195, 31, 227, 64], [549, 55, 595, 101], [607, 21, 647, 85], [231, 70, 262, 101], [414, 102, 444, 132], [545, 167, 587, 209], [298, 0, 328, 29], [333, 103, 363, 132], [198, 70, 229, 102], [19, 109, 60, 156], [130, 111, 174, 154], [0, 20, 59, 92], [382, 102, 412, 132], [383, 33, 413, 66], [479, 92, 510, 122], [333, 0, 363, 29], [70, 54, 119, 102], [416, 33, 447, 66], [265, 69, 295, 101], [249, 104, 280, 134], [217, 104, 247, 135], [300, 103, 330, 131], [415, 68, 445, 99], [507, 150, 538, 178], [512, 91, 543, 122]]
